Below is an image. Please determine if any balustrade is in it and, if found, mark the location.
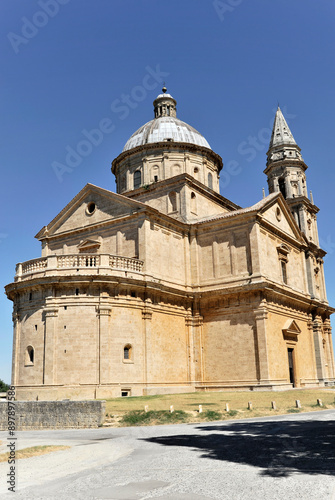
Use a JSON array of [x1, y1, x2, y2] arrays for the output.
[[17, 254, 143, 278]]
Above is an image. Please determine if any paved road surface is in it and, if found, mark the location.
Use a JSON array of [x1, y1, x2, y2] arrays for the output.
[[1, 410, 335, 499]]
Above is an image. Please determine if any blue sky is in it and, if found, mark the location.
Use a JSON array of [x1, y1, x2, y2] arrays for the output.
[[1, 0, 335, 383]]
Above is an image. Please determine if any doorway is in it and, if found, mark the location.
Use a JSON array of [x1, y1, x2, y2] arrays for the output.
[[287, 348, 295, 386]]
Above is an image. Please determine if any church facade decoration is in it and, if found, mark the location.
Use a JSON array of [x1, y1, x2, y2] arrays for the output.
[[5, 89, 335, 400]]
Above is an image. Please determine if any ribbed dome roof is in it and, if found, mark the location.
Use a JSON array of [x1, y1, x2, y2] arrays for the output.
[[123, 116, 211, 152], [122, 87, 211, 152]]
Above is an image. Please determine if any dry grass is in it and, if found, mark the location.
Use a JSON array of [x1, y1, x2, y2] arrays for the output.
[[0, 445, 70, 462], [103, 389, 335, 426]]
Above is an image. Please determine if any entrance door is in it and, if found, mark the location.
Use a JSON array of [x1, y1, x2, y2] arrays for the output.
[[288, 348, 295, 386]]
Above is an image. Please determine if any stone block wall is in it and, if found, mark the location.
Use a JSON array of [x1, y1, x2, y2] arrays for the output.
[[0, 400, 105, 430]]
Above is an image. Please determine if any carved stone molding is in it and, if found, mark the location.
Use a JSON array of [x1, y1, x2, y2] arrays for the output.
[[96, 306, 112, 316], [142, 308, 153, 320], [254, 307, 268, 321], [44, 307, 58, 318]]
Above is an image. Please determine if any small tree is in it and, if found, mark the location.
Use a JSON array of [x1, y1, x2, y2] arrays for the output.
[[0, 379, 10, 392]]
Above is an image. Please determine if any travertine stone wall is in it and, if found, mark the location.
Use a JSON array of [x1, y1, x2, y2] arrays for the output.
[[266, 311, 318, 387], [202, 311, 258, 383], [115, 148, 221, 194], [0, 400, 105, 430]]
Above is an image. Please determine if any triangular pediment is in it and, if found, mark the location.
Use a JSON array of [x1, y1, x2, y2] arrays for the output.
[[77, 239, 101, 251], [35, 184, 148, 239], [282, 319, 301, 341], [258, 193, 303, 242]]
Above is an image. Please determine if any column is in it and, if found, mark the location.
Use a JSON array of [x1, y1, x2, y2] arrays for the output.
[[254, 303, 270, 383]]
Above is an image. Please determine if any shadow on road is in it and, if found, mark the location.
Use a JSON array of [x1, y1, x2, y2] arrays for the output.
[[141, 419, 335, 477]]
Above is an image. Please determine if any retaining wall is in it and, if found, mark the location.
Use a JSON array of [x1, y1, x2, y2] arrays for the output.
[[0, 400, 106, 430]]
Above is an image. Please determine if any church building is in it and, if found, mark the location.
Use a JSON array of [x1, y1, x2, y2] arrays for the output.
[[5, 88, 335, 400]]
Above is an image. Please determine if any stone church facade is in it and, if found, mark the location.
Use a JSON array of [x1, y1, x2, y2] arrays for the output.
[[5, 88, 335, 400]]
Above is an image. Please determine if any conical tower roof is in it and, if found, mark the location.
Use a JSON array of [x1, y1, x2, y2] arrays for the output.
[[269, 106, 297, 149]]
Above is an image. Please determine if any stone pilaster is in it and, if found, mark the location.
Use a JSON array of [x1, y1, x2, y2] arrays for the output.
[[254, 303, 270, 383], [183, 231, 191, 287], [11, 312, 20, 386], [43, 306, 58, 385], [305, 251, 316, 298], [190, 229, 199, 286], [323, 319, 335, 381], [313, 316, 326, 383], [142, 299, 153, 390], [192, 309, 204, 383], [138, 218, 150, 273], [185, 311, 195, 384], [96, 304, 112, 385]]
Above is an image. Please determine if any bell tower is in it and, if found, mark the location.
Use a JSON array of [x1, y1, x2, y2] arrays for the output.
[[265, 106, 320, 246], [264, 106, 328, 302]]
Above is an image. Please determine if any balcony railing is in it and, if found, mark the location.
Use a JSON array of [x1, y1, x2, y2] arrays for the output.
[[16, 254, 144, 280]]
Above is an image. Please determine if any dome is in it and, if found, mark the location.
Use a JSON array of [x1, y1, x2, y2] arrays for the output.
[[122, 87, 211, 152], [123, 116, 211, 152]]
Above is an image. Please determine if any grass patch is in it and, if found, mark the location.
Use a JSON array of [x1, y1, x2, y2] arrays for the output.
[[120, 410, 189, 426], [103, 388, 335, 427], [0, 445, 70, 462], [228, 410, 238, 417], [287, 408, 301, 413], [203, 410, 223, 420]]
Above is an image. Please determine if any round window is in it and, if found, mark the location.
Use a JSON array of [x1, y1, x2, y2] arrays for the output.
[[86, 202, 96, 215]]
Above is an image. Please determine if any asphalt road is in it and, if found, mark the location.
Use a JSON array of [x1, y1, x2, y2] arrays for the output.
[[1, 410, 335, 500]]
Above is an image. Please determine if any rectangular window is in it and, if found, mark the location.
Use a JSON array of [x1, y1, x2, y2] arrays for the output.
[[281, 260, 288, 284]]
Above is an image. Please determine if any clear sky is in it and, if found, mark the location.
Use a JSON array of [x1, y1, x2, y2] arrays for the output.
[[1, 0, 335, 383]]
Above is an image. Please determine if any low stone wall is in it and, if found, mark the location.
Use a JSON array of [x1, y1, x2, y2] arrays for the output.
[[0, 400, 106, 430]]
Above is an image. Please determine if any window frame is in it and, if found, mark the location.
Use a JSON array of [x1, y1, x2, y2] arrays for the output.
[[123, 344, 134, 364]]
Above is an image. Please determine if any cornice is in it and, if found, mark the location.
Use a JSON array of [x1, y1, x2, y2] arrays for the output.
[[111, 141, 223, 174], [263, 158, 308, 176]]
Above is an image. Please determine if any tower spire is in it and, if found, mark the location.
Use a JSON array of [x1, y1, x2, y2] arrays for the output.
[[269, 106, 297, 150], [264, 106, 320, 248]]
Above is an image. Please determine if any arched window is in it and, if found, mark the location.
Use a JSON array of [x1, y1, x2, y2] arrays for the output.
[[208, 172, 213, 190], [123, 344, 132, 361], [26, 345, 34, 365], [278, 177, 286, 199], [151, 165, 159, 182], [168, 191, 177, 212], [191, 192, 197, 214], [134, 170, 141, 189]]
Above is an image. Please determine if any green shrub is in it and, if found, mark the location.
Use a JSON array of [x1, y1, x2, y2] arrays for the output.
[[120, 410, 188, 426], [0, 379, 9, 392], [228, 410, 238, 417], [203, 410, 222, 421]]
